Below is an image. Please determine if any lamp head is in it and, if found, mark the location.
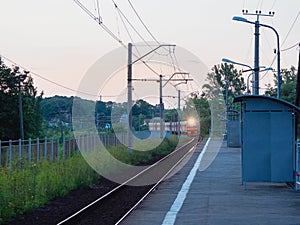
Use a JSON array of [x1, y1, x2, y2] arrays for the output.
[[232, 16, 248, 22], [221, 58, 233, 64]]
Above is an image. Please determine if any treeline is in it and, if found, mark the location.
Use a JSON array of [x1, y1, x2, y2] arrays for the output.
[[0, 59, 43, 140], [1, 56, 297, 141]]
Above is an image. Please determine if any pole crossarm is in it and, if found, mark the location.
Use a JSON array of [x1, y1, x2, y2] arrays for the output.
[[132, 77, 193, 82], [131, 44, 176, 65], [163, 72, 190, 87]]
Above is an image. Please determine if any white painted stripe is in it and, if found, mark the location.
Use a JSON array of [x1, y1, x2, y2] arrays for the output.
[[162, 138, 211, 225]]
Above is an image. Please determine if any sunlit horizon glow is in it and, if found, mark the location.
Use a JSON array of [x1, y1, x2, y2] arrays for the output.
[[0, 0, 299, 98]]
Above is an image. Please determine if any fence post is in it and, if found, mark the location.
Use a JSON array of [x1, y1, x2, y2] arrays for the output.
[[36, 138, 40, 163], [18, 139, 22, 162], [9, 140, 12, 167], [0, 140, 1, 167], [77, 136, 80, 152], [68, 138, 71, 158], [57, 138, 60, 160], [86, 135, 89, 152], [44, 137, 47, 161], [93, 135, 96, 150], [62, 136, 65, 160], [51, 137, 54, 163], [81, 136, 84, 152], [89, 135, 91, 152], [28, 138, 32, 163]]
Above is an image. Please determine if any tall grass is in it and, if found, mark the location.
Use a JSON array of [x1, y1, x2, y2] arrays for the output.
[[0, 135, 179, 224], [0, 154, 99, 224], [108, 136, 179, 165]]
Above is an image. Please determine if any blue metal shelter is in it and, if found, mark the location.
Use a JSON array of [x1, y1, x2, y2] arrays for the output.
[[227, 110, 241, 148], [233, 95, 300, 186]]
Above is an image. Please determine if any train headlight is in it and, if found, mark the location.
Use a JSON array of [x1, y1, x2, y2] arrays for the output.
[[187, 117, 197, 126]]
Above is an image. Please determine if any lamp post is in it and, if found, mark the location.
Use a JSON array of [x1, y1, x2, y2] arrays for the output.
[[245, 67, 273, 94], [221, 80, 229, 139], [222, 58, 272, 95], [232, 16, 281, 98]]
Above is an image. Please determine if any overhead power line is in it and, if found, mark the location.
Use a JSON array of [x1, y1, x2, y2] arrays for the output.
[[127, 0, 160, 45], [112, 0, 149, 47], [260, 11, 300, 80], [281, 42, 300, 52], [281, 11, 300, 48], [0, 54, 117, 98], [73, 0, 126, 48]]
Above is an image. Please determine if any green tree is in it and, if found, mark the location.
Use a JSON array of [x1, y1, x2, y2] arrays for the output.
[[0, 59, 43, 140], [202, 63, 246, 101], [265, 66, 297, 104]]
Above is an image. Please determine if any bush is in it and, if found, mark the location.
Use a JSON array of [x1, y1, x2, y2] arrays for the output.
[[0, 155, 99, 224]]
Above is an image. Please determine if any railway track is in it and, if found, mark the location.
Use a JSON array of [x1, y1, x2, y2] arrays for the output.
[[56, 138, 202, 225]]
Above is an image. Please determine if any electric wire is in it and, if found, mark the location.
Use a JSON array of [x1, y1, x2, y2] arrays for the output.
[[95, 0, 102, 23], [76, 0, 183, 87], [0, 54, 118, 99], [270, 0, 277, 10], [127, 0, 160, 45], [281, 11, 300, 48], [258, 0, 264, 10], [114, 3, 142, 56], [111, 0, 151, 49], [126, 0, 173, 58], [74, 0, 162, 77], [73, 0, 126, 48], [256, 0, 261, 10], [281, 42, 300, 52], [113, 0, 183, 77], [260, 11, 300, 80], [110, 0, 169, 75], [113, 0, 170, 58]]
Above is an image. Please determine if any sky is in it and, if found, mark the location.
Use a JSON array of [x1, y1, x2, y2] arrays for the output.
[[0, 0, 299, 103]]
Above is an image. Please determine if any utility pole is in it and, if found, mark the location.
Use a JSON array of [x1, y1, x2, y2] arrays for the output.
[[131, 73, 192, 141], [18, 80, 24, 140], [254, 19, 259, 95], [242, 10, 275, 95], [295, 43, 300, 107], [127, 43, 133, 150], [295, 43, 300, 139], [159, 75, 164, 140], [178, 90, 181, 140], [18, 73, 26, 141], [127, 43, 176, 150], [197, 97, 201, 138]]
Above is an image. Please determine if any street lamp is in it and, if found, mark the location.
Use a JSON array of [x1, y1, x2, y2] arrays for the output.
[[222, 58, 272, 95], [245, 67, 273, 94], [232, 16, 281, 98], [221, 80, 229, 138], [222, 58, 252, 70]]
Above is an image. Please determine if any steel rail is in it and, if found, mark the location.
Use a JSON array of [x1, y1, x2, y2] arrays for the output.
[[57, 138, 198, 225], [115, 140, 201, 224]]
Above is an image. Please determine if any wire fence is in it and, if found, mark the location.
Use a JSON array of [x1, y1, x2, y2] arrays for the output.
[[0, 133, 127, 167]]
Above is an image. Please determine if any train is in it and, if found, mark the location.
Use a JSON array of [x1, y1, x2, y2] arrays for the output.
[[148, 117, 199, 137]]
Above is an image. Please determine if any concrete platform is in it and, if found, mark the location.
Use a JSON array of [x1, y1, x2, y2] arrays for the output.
[[120, 138, 300, 225]]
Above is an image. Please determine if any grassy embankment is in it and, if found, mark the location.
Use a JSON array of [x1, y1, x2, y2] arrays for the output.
[[0, 135, 179, 224]]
